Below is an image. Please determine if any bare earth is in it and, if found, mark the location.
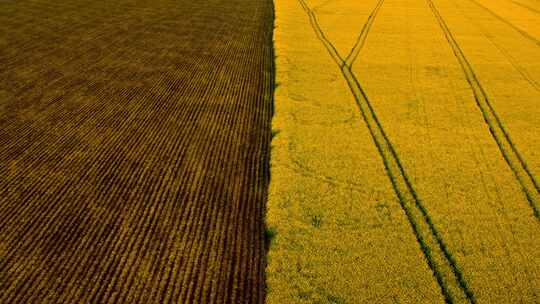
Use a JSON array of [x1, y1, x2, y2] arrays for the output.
[[0, 0, 273, 303]]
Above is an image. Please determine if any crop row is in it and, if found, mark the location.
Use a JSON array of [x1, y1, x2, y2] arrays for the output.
[[0, 0, 273, 303]]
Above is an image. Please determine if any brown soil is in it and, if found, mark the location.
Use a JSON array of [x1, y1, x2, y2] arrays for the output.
[[0, 0, 274, 303]]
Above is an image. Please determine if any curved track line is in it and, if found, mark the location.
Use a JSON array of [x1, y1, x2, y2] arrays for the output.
[[427, 0, 540, 220], [296, 0, 476, 302]]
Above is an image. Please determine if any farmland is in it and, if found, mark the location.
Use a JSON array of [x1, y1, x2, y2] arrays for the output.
[[1, 0, 539, 303], [0, 0, 273, 303], [267, 0, 540, 303]]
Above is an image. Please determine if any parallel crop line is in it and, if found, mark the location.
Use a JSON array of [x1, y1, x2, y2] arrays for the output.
[[170, 36, 248, 304], [0, 0, 271, 302], [0, 15, 173, 227], [0, 19, 180, 295], [6, 78, 174, 303], [193, 52, 252, 304], [296, 0, 476, 302], [92, 64, 218, 304], [13, 11, 189, 304], [427, 0, 540, 220]]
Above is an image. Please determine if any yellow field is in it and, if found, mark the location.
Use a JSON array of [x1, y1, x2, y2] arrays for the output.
[[267, 0, 540, 302]]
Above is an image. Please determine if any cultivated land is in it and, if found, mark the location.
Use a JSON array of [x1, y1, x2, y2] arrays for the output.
[[267, 0, 540, 303], [0, 0, 273, 303], [1, 0, 539, 303]]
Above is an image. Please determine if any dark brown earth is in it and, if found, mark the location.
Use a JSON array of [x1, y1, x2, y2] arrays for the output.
[[0, 0, 273, 302]]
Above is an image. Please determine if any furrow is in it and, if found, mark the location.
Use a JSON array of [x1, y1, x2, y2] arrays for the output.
[[0, 0, 272, 302]]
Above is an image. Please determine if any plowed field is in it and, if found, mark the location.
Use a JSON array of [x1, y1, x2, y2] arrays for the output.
[[0, 0, 273, 303]]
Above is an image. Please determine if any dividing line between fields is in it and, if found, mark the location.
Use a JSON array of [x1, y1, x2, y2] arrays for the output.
[[295, 0, 476, 303], [427, 0, 540, 221]]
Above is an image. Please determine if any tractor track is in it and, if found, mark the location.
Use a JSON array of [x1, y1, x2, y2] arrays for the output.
[[452, 0, 540, 93], [344, 0, 386, 67], [427, 0, 540, 220], [508, 0, 540, 15], [296, 0, 476, 302], [466, 0, 540, 46]]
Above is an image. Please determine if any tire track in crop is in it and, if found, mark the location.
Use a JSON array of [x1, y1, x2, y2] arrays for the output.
[[507, 0, 540, 15], [427, 0, 540, 220], [344, 0, 385, 67], [296, 0, 344, 65], [296, 0, 476, 302], [452, 0, 540, 93], [0, 0, 273, 302], [466, 0, 540, 46]]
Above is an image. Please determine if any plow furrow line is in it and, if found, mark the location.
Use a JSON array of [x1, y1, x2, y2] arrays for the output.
[[0, 48, 174, 238], [90, 67, 224, 304], [0, 0, 272, 302], [191, 70, 251, 304], [0, 15, 172, 159], [2, 72, 186, 303]]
